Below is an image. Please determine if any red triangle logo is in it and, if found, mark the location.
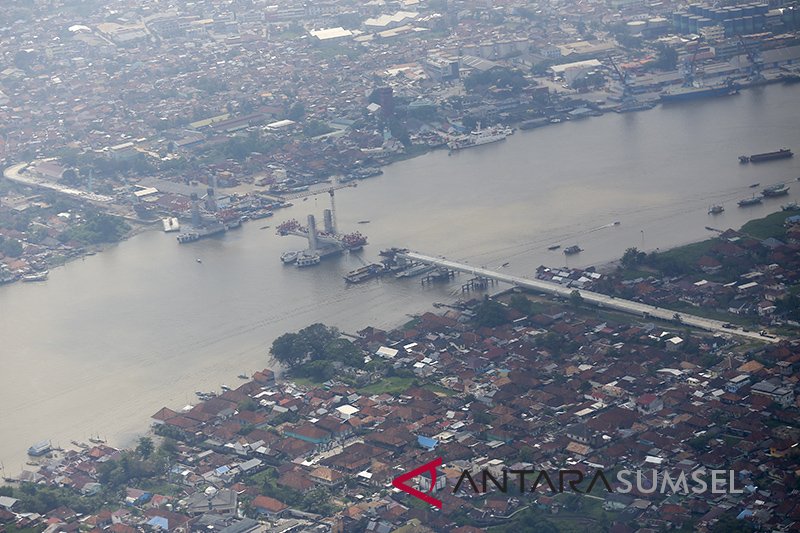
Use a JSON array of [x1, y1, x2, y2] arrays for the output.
[[391, 457, 443, 509]]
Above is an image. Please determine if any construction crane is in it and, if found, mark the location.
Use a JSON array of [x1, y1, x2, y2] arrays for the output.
[[682, 36, 704, 87], [737, 36, 764, 82], [607, 54, 634, 102]]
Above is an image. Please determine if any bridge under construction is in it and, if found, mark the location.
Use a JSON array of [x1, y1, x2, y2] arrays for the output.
[[397, 251, 780, 344]]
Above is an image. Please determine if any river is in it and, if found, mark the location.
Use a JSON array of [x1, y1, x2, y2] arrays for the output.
[[1, 83, 799, 474]]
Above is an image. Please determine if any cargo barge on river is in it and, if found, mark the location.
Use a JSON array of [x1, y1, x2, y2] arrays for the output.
[[739, 148, 793, 164]]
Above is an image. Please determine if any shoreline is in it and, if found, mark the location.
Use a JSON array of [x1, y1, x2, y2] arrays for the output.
[[5, 208, 793, 476], [2, 78, 796, 286]]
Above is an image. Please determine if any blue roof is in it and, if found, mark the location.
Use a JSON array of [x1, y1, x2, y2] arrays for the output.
[[417, 435, 438, 450], [736, 509, 754, 520], [148, 517, 169, 530]]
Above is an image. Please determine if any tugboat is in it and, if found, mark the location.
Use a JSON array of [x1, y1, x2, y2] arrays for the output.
[[708, 205, 724, 215], [563, 245, 582, 255]]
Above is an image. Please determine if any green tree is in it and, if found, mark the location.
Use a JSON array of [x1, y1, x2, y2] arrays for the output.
[[621, 246, 646, 269], [509, 293, 533, 315], [0, 238, 23, 257], [569, 289, 584, 306], [464, 67, 527, 95], [475, 296, 509, 327], [136, 437, 154, 459], [324, 337, 361, 367], [299, 359, 335, 381], [300, 323, 338, 356], [517, 445, 535, 463], [270, 324, 362, 371], [473, 410, 492, 425], [239, 398, 257, 412], [300, 486, 334, 514], [270, 332, 307, 367], [288, 102, 306, 121], [303, 120, 334, 138], [158, 437, 178, 457], [653, 43, 679, 71]]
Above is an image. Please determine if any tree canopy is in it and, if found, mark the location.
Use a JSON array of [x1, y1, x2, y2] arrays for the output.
[[464, 67, 527, 95], [474, 296, 509, 328], [621, 247, 646, 269], [270, 323, 362, 377]]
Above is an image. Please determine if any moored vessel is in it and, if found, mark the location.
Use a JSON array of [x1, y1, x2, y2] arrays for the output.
[[448, 123, 511, 151], [295, 253, 321, 267], [738, 195, 763, 207], [22, 271, 49, 282], [344, 263, 386, 283], [739, 148, 793, 164], [762, 184, 790, 197], [660, 82, 738, 103], [281, 251, 301, 264], [28, 440, 52, 456], [177, 232, 200, 244]]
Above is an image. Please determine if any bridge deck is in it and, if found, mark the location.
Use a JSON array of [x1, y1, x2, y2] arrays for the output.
[[398, 251, 779, 344]]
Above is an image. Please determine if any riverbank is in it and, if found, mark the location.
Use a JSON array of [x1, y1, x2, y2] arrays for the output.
[[1, 81, 798, 484], [3, 252, 793, 531]]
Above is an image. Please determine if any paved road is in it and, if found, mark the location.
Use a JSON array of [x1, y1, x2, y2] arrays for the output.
[[4, 162, 115, 203], [399, 251, 780, 344]]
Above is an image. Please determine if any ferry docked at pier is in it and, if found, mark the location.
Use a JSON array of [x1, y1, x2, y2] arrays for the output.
[[448, 123, 512, 152]]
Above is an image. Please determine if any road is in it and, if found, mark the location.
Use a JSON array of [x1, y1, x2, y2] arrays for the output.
[[398, 251, 780, 344], [4, 162, 115, 204]]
